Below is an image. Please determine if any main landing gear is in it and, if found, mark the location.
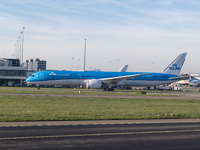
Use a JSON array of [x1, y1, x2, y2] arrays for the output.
[[103, 87, 114, 91]]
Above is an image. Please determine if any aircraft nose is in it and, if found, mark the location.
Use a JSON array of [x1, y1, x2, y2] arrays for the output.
[[26, 77, 31, 82]]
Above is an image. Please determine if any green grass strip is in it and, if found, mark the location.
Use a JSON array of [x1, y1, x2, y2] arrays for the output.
[[0, 95, 200, 122], [0, 88, 178, 97]]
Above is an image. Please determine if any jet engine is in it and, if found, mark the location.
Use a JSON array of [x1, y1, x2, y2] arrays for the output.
[[86, 79, 102, 89]]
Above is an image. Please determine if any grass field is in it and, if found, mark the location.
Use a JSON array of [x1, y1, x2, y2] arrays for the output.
[[0, 86, 179, 96], [0, 87, 200, 122]]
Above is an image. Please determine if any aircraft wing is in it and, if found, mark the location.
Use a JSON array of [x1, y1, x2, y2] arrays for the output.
[[169, 75, 189, 80], [100, 73, 151, 84]]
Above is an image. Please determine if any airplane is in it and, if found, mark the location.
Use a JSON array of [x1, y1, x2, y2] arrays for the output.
[[93, 65, 128, 72], [118, 65, 128, 72], [189, 76, 200, 87], [26, 53, 187, 91]]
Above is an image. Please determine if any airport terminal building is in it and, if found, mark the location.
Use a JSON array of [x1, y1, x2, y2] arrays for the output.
[[23, 58, 46, 72], [0, 58, 26, 86], [0, 58, 46, 86]]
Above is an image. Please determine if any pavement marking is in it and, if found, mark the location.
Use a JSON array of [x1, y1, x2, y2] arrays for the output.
[[1, 129, 200, 140]]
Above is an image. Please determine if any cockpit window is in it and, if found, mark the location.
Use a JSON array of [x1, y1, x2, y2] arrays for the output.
[[31, 75, 35, 77]]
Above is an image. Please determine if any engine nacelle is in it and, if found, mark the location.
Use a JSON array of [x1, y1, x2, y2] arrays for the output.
[[86, 79, 102, 89]]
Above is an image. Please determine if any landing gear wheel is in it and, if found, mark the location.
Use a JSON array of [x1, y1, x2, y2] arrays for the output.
[[110, 87, 114, 91], [103, 87, 114, 91], [103, 88, 108, 91]]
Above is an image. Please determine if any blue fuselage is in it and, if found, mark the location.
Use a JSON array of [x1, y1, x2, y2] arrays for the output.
[[26, 70, 179, 87]]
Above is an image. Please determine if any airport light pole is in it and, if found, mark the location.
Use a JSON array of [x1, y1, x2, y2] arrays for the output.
[[21, 27, 25, 65], [18, 36, 21, 63], [16, 40, 19, 59], [117, 59, 120, 70], [83, 39, 87, 71], [15, 43, 17, 58], [109, 61, 112, 71], [71, 57, 75, 70], [15, 27, 25, 65], [77, 59, 80, 70], [20, 32, 23, 64]]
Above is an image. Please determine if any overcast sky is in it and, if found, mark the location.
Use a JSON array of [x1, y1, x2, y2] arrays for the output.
[[1, 0, 200, 73]]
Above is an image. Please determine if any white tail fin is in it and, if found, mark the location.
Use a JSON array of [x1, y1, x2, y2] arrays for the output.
[[118, 65, 128, 72], [163, 53, 187, 75]]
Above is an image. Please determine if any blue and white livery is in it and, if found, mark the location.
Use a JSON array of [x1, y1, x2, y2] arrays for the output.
[[26, 53, 187, 91]]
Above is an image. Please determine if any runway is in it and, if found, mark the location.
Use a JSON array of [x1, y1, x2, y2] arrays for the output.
[[1, 121, 200, 149]]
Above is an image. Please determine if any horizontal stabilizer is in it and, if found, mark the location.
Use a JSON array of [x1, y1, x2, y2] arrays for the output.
[[169, 75, 189, 80]]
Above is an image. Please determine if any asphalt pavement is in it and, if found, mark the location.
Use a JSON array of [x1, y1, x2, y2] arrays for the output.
[[1, 121, 200, 150]]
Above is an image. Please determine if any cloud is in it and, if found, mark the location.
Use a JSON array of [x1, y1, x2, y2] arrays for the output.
[[1, 0, 200, 72]]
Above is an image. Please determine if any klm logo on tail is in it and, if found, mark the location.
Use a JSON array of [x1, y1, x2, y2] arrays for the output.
[[169, 64, 180, 70], [163, 53, 187, 75]]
